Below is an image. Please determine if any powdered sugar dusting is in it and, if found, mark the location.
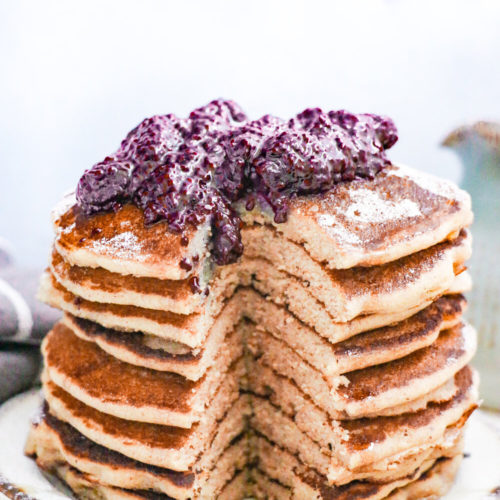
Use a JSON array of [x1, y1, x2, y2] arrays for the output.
[[91, 231, 147, 261], [390, 164, 458, 199], [316, 187, 421, 245], [344, 188, 421, 223], [317, 214, 362, 245], [61, 223, 76, 235]]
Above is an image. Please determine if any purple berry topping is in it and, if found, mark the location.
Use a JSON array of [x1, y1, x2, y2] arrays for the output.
[[76, 99, 398, 265], [76, 159, 134, 213]]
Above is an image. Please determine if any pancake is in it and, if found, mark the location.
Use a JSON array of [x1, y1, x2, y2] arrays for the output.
[[54, 165, 471, 280], [325, 366, 476, 470], [25, 406, 248, 499], [45, 313, 475, 424], [38, 462, 247, 500], [60, 290, 240, 380], [49, 220, 470, 326], [248, 354, 460, 422], [61, 314, 229, 379], [42, 323, 244, 428], [355, 376, 459, 419], [50, 247, 242, 316], [28, 105, 478, 498], [38, 257, 470, 353], [241, 227, 471, 322], [44, 228, 471, 336], [247, 322, 476, 418], [241, 163, 472, 270], [250, 266, 470, 345], [62, 289, 465, 379], [38, 272, 223, 348], [251, 427, 464, 488], [50, 248, 206, 315], [52, 199, 211, 281], [251, 452, 462, 500], [42, 377, 249, 471], [249, 366, 476, 480], [386, 455, 462, 500], [335, 322, 476, 417], [51, 464, 171, 500], [243, 289, 466, 376]]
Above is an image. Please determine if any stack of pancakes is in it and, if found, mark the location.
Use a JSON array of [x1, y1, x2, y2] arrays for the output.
[[26, 164, 478, 499]]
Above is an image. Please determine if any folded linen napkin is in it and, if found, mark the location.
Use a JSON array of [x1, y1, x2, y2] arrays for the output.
[[0, 241, 60, 403], [0, 266, 60, 345]]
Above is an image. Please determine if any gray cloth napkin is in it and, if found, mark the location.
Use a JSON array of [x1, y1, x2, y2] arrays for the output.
[[0, 267, 60, 345], [0, 243, 60, 403], [0, 347, 42, 403]]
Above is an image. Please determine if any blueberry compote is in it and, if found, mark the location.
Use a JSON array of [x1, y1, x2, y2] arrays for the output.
[[76, 100, 398, 265]]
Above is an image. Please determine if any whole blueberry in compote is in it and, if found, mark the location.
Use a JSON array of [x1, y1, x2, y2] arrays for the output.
[[76, 159, 133, 214], [117, 115, 184, 165], [75, 99, 398, 265]]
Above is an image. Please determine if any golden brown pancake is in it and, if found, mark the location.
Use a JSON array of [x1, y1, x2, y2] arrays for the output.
[[250, 440, 462, 500], [249, 269, 470, 346], [25, 403, 248, 498], [53, 164, 472, 279], [35, 461, 247, 500], [53, 201, 210, 281], [44, 228, 470, 336], [60, 294, 240, 381], [39, 237, 470, 350], [29, 162, 477, 498], [42, 323, 244, 428], [42, 375, 248, 471], [50, 249, 206, 315], [60, 291, 465, 381], [244, 289, 467, 377], [39, 272, 221, 348], [241, 164, 472, 269], [247, 321, 476, 419], [249, 366, 476, 481], [242, 226, 470, 322]]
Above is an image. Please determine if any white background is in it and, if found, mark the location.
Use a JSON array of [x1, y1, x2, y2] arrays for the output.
[[1, 0, 500, 267]]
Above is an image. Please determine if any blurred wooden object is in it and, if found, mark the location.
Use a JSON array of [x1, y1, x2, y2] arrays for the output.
[[443, 122, 500, 410]]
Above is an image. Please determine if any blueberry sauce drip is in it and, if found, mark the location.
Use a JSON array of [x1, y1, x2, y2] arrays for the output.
[[76, 100, 398, 265]]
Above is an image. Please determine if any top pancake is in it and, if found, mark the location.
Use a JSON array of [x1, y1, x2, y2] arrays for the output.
[[241, 164, 472, 269], [52, 164, 471, 280], [53, 197, 211, 281]]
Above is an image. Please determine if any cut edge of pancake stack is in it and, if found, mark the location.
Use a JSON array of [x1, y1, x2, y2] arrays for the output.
[[26, 156, 478, 499]]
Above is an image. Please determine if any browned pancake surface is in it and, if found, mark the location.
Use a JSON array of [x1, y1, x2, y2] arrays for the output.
[[55, 204, 203, 278], [338, 323, 469, 402], [332, 294, 465, 360], [43, 323, 201, 413], [297, 456, 454, 500], [340, 366, 475, 451], [51, 250, 197, 302], [67, 316, 200, 364], [326, 230, 468, 297], [48, 275, 202, 330], [35, 403, 195, 488], [289, 164, 466, 254], [45, 382, 197, 450]]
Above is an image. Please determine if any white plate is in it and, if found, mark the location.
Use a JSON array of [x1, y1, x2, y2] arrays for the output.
[[1, 389, 500, 499]]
